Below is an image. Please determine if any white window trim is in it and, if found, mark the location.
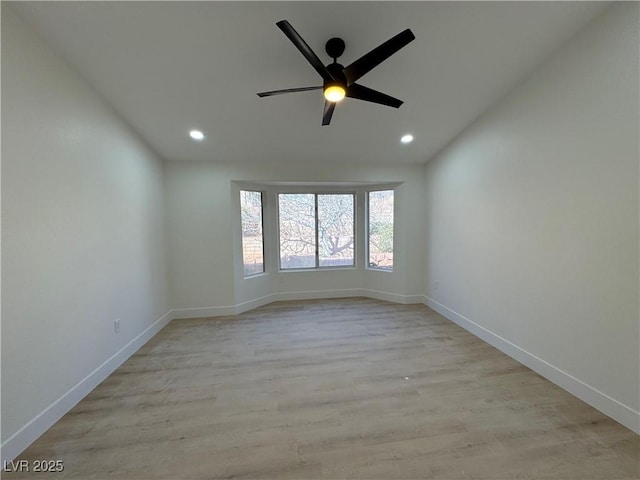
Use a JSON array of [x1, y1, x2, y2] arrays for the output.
[[366, 189, 395, 273], [240, 189, 266, 278], [235, 182, 400, 278], [276, 191, 357, 271]]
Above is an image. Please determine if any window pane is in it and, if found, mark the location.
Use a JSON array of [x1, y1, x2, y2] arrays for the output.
[[279, 193, 316, 269], [318, 194, 354, 267], [368, 190, 394, 271], [240, 191, 264, 277]]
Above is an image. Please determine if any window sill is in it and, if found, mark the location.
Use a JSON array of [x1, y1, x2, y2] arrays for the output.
[[279, 266, 357, 273]]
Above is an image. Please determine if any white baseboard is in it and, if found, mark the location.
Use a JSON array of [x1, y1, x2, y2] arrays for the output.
[[170, 294, 280, 319], [171, 290, 364, 319], [169, 304, 237, 319], [273, 289, 423, 305], [171, 288, 424, 320], [274, 288, 365, 302], [234, 293, 278, 314], [423, 295, 640, 435], [0, 310, 173, 464], [364, 289, 425, 305]]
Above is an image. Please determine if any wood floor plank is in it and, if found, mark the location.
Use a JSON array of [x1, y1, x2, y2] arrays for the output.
[[5, 298, 638, 479]]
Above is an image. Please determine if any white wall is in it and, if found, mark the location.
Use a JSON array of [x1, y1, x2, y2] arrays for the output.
[[424, 3, 639, 432], [1, 7, 170, 459], [165, 161, 426, 317]]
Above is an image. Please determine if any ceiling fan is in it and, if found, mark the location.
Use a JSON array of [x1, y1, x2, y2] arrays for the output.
[[257, 20, 415, 126]]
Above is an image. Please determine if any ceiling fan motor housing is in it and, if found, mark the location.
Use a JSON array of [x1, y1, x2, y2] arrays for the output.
[[326, 62, 347, 89]]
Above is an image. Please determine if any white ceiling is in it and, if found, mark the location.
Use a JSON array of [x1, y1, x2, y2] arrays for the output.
[[11, 1, 608, 165]]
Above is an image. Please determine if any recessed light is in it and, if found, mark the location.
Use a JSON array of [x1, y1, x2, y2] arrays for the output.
[[189, 130, 205, 141], [400, 134, 414, 144]]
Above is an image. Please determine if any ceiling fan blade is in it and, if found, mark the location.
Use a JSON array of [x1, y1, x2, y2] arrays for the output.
[[343, 29, 415, 85], [257, 86, 322, 97], [276, 20, 334, 83], [322, 100, 336, 126], [346, 84, 403, 108]]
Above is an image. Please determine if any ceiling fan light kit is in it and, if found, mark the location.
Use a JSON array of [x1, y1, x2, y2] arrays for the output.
[[257, 20, 415, 126], [324, 84, 346, 102]]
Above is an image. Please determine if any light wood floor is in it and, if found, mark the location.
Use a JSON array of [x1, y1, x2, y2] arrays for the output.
[[6, 298, 639, 479]]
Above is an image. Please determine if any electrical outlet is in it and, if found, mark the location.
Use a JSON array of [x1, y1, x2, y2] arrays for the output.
[[114, 318, 120, 333], [278, 275, 284, 283], [434, 281, 439, 291]]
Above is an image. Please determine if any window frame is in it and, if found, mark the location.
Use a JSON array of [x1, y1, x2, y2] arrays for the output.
[[366, 189, 394, 272], [277, 191, 356, 271], [240, 189, 266, 278]]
